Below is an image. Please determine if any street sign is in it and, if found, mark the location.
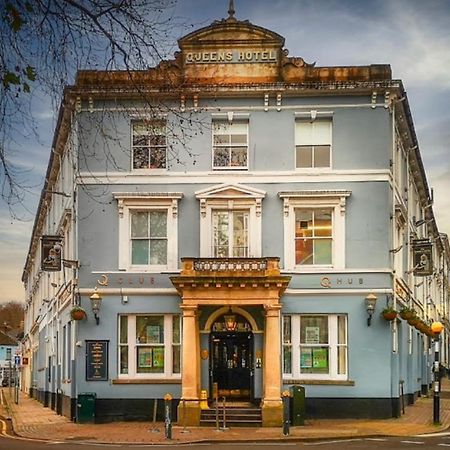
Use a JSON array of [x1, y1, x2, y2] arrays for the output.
[[14, 355, 21, 366]]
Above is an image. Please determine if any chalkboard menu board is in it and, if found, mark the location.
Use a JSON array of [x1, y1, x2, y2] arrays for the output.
[[86, 340, 109, 381]]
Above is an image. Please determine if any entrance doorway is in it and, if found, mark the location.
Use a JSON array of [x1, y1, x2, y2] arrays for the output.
[[210, 313, 254, 401]]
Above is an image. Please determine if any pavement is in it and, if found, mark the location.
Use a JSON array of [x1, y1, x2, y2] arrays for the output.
[[1, 381, 450, 444]]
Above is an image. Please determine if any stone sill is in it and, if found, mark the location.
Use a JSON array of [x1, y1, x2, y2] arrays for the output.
[[112, 378, 181, 385], [283, 379, 355, 386]]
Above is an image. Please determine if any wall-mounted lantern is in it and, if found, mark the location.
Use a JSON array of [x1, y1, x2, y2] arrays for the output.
[[365, 293, 377, 326], [90, 287, 102, 325]]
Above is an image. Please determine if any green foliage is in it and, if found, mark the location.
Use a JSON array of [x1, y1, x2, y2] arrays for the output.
[[2, 71, 21, 88], [2, 65, 36, 92], [24, 65, 36, 81], [0, 301, 25, 339]]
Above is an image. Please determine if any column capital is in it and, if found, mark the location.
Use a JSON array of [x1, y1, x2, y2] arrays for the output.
[[180, 305, 198, 316], [264, 304, 282, 316]]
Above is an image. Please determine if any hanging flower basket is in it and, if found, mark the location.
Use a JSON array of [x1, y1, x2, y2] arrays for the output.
[[425, 328, 435, 338], [415, 321, 427, 333], [399, 307, 415, 321], [381, 308, 398, 321], [70, 306, 87, 321], [407, 316, 420, 327]]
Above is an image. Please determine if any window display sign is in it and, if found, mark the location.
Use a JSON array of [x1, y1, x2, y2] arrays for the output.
[[300, 349, 313, 368], [86, 340, 108, 381], [305, 327, 320, 344], [152, 347, 164, 368], [412, 239, 433, 276], [137, 346, 165, 369], [146, 325, 161, 343], [41, 235, 62, 271], [138, 347, 154, 368], [312, 348, 328, 369]]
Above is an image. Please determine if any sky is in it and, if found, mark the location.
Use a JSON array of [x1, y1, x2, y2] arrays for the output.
[[1, 0, 449, 303]]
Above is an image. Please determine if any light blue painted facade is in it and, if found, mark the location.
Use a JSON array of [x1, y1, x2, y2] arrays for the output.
[[22, 14, 449, 423]]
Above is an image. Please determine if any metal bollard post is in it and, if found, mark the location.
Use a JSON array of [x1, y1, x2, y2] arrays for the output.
[[164, 393, 172, 439], [15, 366, 19, 405], [214, 389, 222, 431], [220, 396, 228, 430], [282, 390, 291, 436]]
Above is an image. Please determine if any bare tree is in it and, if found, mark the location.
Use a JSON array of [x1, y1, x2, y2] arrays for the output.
[[0, 301, 25, 338], [0, 0, 186, 217]]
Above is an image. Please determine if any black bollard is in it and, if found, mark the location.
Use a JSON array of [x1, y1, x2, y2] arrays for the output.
[[282, 390, 291, 436], [164, 393, 173, 439]]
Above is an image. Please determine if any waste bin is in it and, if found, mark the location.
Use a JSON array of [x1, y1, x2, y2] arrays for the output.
[[290, 385, 305, 426], [76, 392, 96, 423]]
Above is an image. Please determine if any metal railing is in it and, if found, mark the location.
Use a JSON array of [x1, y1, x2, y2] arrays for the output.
[[214, 393, 228, 431]]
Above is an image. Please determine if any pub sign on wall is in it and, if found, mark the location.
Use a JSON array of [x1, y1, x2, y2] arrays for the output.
[[40, 235, 62, 271], [412, 239, 433, 276]]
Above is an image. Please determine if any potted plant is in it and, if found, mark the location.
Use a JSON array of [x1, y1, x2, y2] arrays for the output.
[[399, 306, 415, 321], [381, 306, 397, 321], [70, 306, 87, 321], [407, 315, 420, 326], [415, 321, 428, 333]]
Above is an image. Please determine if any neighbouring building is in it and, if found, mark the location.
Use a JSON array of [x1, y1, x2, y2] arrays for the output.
[[21, 6, 450, 426]]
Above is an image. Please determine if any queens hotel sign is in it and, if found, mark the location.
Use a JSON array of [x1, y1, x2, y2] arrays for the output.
[[185, 49, 278, 64]]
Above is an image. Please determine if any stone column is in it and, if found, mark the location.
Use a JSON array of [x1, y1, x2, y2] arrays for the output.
[[262, 304, 283, 426], [178, 305, 201, 426]]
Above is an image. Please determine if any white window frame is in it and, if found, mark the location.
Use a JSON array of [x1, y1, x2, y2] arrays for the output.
[[283, 314, 348, 381], [212, 118, 249, 170], [295, 116, 332, 170], [131, 119, 167, 171], [114, 193, 182, 271], [118, 314, 181, 380], [212, 209, 250, 258], [279, 190, 351, 271], [196, 183, 265, 258]]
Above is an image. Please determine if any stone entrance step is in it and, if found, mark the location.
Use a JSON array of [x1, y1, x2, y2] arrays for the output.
[[200, 405, 262, 427]]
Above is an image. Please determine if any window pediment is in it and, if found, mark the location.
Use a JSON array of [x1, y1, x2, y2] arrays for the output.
[[196, 184, 265, 258], [195, 183, 266, 200]]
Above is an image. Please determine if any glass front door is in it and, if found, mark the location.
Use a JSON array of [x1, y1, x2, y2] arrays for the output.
[[210, 331, 253, 400]]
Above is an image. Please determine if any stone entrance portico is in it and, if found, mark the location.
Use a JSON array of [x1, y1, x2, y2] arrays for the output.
[[171, 257, 291, 426]]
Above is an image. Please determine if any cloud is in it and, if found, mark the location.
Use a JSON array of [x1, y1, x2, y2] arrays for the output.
[[430, 170, 450, 238], [247, 0, 450, 89], [0, 217, 33, 301]]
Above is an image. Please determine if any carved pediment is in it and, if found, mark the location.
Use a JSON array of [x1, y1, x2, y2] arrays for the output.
[[178, 20, 285, 48], [195, 183, 266, 200]]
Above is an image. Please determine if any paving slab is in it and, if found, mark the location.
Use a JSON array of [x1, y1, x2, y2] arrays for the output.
[[2, 381, 450, 444]]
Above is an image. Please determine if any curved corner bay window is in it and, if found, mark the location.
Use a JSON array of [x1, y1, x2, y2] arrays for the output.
[[213, 120, 248, 169], [213, 210, 249, 257], [295, 209, 332, 265], [132, 120, 167, 169], [283, 314, 347, 380], [119, 315, 181, 378], [131, 211, 167, 266]]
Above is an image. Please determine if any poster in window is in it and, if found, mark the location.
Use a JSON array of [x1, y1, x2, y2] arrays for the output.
[[86, 340, 108, 381], [152, 347, 164, 368], [138, 348, 153, 368], [146, 325, 161, 343], [305, 327, 320, 344], [300, 348, 313, 368], [312, 348, 328, 369]]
